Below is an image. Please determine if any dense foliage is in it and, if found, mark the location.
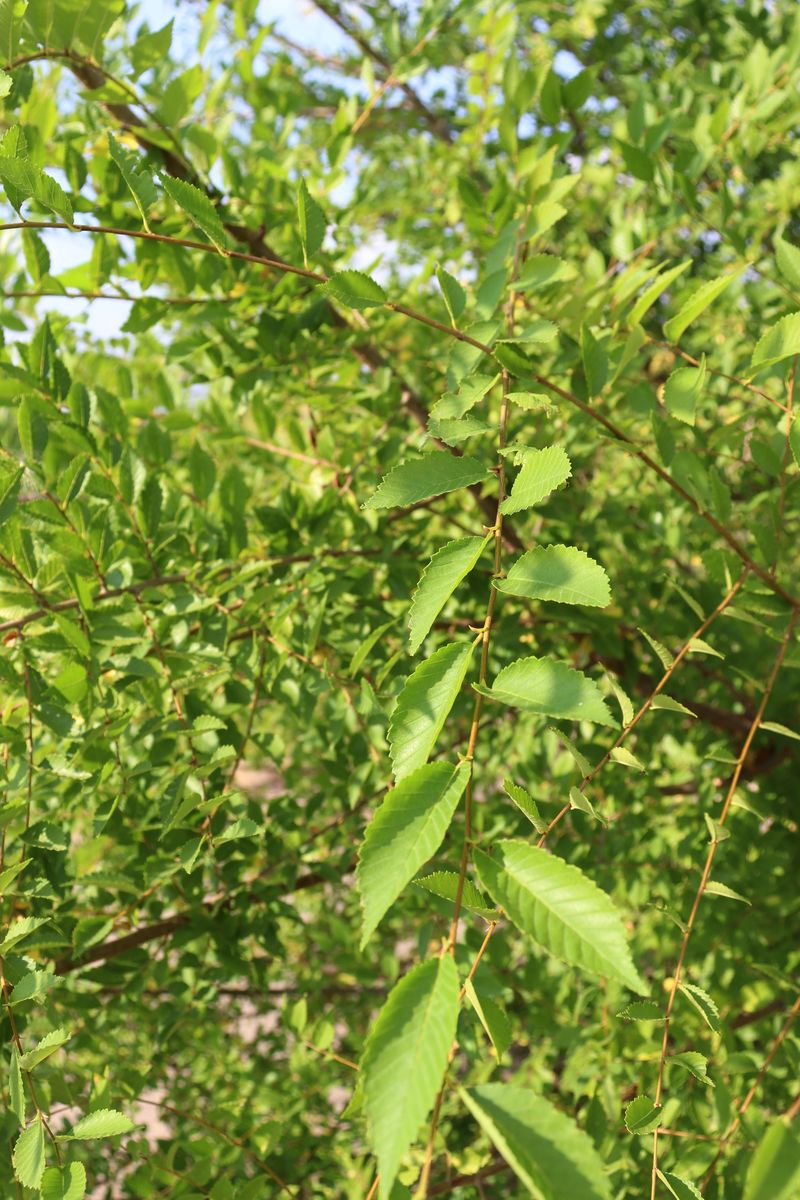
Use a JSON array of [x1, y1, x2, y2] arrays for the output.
[[0, 0, 799, 1196]]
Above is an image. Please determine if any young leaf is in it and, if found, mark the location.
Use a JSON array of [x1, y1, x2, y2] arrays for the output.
[[474, 840, 648, 993], [651, 694, 696, 717], [364, 452, 490, 511], [361, 957, 459, 1199], [678, 982, 720, 1031], [414, 870, 496, 919], [503, 778, 546, 832], [19, 1027, 71, 1070], [499, 445, 572, 515], [0, 156, 73, 224], [9, 1046, 24, 1125], [297, 179, 326, 264], [581, 325, 608, 396], [704, 880, 750, 904], [663, 358, 705, 426], [616, 1000, 664, 1021], [389, 642, 474, 779], [751, 312, 800, 372], [108, 134, 158, 230], [775, 237, 800, 290], [474, 656, 616, 727], [669, 1051, 713, 1086], [464, 981, 511, 1060], [495, 545, 611, 607], [67, 1109, 135, 1139], [657, 1170, 703, 1200], [461, 1084, 612, 1200], [41, 1162, 87, 1200], [743, 1119, 800, 1200], [569, 786, 605, 823], [436, 263, 466, 323], [624, 1094, 661, 1134], [663, 271, 743, 342], [160, 175, 228, 252], [324, 269, 387, 309], [408, 535, 488, 654], [627, 260, 691, 327], [357, 761, 470, 946], [13, 1119, 45, 1189], [609, 746, 646, 771]]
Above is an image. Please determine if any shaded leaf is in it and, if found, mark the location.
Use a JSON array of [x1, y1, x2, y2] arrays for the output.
[[475, 656, 616, 727], [474, 840, 647, 993], [500, 445, 571, 515], [408, 535, 489, 654], [357, 761, 470, 945], [461, 1083, 612, 1200], [389, 642, 474, 780], [364, 452, 490, 511], [361, 957, 459, 1199], [495, 545, 611, 607], [324, 269, 386, 309]]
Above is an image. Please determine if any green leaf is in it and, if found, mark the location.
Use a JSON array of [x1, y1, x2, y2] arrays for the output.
[[361, 957, 459, 1199], [464, 980, 511, 1060], [436, 263, 466, 323], [414, 870, 496, 919], [461, 1084, 612, 1200], [324, 269, 387, 309], [160, 175, 228, 252], [500, 445, 571, 515], [0, 916, 49, 953], [581, 325, 608, 396], [569, 786, 605, 823], [9, 1046, 24, 1125], [616, 1000, 664, 1021], [627, 261, 691, 327], [506, 391, 555, 413], [751, 312, 800, 372], [408, 535, 489, 654], [760, 720, 800, 741], [108, 135, 158, 230], [651, 694, 696, 717], [389, 642, 474, 779], [19, 1027, 71, 1070], [669, 1051, 713, 1086], [495, 545, 611, 607], [624, 1095, 661, 1134], [775, 237, 800, 290], [744, 1120, 800, 1200], [514, 254, 570, 291], [474, 840, 647, 993], [67, 1109, 135, 1139], [639, 626, 674, 669], [474, 657, 616, 727], [503, 778, 546, 833], [13, 1119, 45, 1189], [357, 761, 470, 946], [704, 880, 750, 904], [297, 179, 326, 264], [0, 155, 73, 224], [663, 272, 743, 342], [678, 982, 720, 1031], [657, 1170, 703, 1200], [41, 1163, 87, 1200], [609, 746, 646, 771], [364, 452, 490, 511], [430, 374, 498, 419], [0, 464, 23, 525], [22, 228, 50, 281], [663, 357, 706, 426]]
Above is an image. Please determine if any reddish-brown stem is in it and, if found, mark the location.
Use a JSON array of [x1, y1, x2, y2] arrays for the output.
[[537, 569, 749, 847], [649, 609, 798, 1198]]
